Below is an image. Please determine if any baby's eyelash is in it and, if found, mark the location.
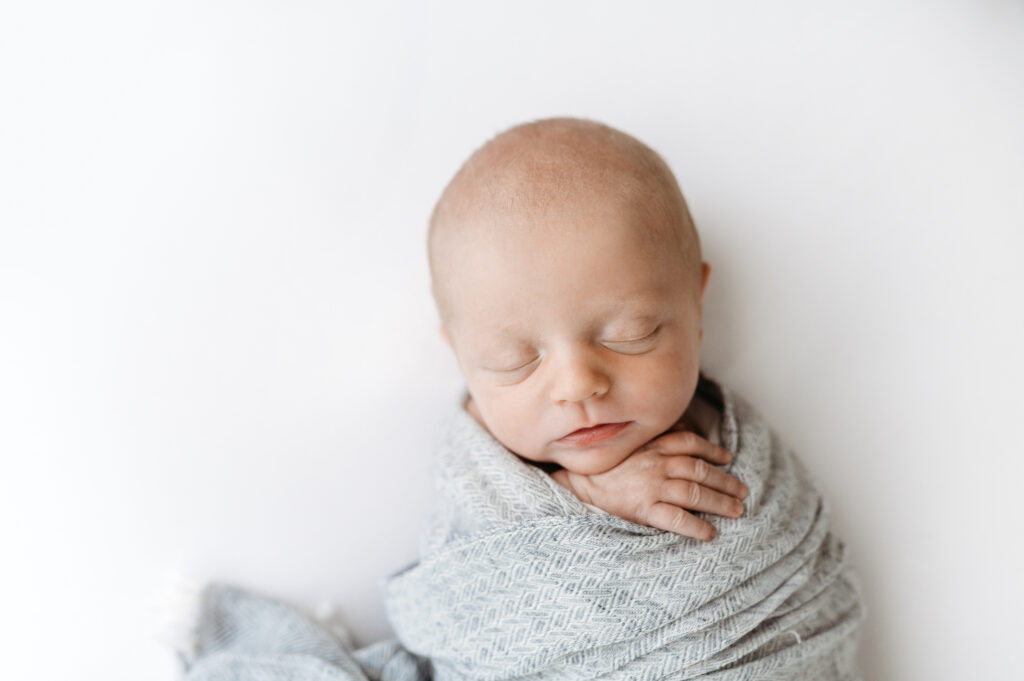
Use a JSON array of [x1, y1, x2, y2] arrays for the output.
[[604, 325, 661, 344], [490, 356, 540, 372]]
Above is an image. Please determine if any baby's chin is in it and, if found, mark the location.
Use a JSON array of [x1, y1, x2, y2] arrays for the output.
[[555, 456, 630, 476], [540, 440, 640, 476]]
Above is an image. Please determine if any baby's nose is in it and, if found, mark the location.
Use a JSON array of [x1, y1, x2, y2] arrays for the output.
[[549, 353, 610, 404]]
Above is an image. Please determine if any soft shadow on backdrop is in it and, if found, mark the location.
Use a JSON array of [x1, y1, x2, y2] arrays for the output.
[[1, 2, 1022, 680]]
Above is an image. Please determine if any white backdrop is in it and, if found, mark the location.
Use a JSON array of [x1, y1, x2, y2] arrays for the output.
[[2, 2, 1022, 679]]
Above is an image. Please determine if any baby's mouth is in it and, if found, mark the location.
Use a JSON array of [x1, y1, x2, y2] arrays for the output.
[[557, 422, 632, 446]]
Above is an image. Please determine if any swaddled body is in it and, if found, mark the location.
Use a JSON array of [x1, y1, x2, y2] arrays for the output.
[[420, 117, 866, 677], [384, 375, 864, 680]]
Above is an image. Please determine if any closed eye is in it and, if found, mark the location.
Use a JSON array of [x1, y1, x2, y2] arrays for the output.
[[488, 355, 540, 373], [602, 325, 661, 352]]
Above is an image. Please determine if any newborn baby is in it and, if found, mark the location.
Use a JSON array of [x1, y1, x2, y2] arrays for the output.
[[388, 116, 866, 679], [174, 117, 865, 681], [428, 117, 747, 541]]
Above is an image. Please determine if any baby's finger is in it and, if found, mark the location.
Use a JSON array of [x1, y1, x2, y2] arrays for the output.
[[659, 478, 745, 519], [645, 502, 718, 541], [664, 456, 749, 500], [647, 430, 732, 465]]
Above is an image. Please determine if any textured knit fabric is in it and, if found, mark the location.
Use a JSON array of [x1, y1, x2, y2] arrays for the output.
[[176, 582, 426, 681], [177, 375, 865, 680]]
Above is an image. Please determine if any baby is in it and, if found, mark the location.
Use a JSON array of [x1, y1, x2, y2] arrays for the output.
[[428, 117, 748, 541], [175, 116, 864, 681]]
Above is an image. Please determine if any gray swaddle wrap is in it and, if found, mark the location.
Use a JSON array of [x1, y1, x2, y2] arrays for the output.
[[177, 376, 865, 680]]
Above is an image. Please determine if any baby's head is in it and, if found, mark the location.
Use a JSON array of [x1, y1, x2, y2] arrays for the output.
[[428, 117, 710, 475]]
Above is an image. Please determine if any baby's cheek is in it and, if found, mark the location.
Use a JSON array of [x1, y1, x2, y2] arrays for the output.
[[485, 391, 548, 460], [634, 359, 696, 422]]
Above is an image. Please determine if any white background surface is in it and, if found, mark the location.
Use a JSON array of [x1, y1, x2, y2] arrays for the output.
[[2, 2, 1022, 679]]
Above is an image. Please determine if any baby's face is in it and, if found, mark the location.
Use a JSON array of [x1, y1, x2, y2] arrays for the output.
[[442, 197, 709, 475]]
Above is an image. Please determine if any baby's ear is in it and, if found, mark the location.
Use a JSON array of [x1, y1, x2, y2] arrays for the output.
[[698, 262, 712, 343], [699, 261, 712, 302]]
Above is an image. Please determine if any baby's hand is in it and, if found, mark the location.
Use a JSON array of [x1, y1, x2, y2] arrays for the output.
[[550, 431, 748, 541]]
